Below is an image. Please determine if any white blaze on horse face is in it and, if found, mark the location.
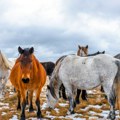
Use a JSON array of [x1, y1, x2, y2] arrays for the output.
[[46, 88, 57, 109], [80, 50, 87, 56]]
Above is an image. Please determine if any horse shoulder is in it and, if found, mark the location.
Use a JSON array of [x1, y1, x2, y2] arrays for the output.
[[9, 63, 21, 89], [39, 62, 47, 86], [32, 56, 46, 86]]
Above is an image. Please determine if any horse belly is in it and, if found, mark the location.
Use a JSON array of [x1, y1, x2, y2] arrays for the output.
[[73, 77, 101, 90], [59, 66, 101, 90]]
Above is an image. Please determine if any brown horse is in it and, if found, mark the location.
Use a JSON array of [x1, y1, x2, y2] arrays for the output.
[[9, 47, 46, 120], [75, 45, 88, 103]]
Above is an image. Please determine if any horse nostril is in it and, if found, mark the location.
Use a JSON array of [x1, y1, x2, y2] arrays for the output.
[[26, 78, 29, 82], [22, 78, 29, 83]]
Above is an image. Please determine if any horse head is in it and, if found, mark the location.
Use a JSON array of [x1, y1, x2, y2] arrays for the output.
[[18, 46, 34, 84], [46, 84, 58, 109], [77, 45, 88, 56]]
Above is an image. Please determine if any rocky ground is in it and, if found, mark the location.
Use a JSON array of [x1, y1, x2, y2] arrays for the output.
[[0, 78, 120, 120]]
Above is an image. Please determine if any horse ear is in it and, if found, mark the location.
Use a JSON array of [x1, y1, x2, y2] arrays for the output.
[[103, 51, 105, 54], [86, 45, 88, 49], [47, 85, 50, 90], [78, 45, 81, 49], [18, 46, 24, 54], [29, 47, 34, 54]]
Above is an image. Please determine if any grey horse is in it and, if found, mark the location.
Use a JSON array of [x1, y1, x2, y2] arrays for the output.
[[46, 54, 120, 120]]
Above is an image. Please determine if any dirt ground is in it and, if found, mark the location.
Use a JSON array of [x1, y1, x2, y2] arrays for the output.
[[0, 78, 120, 120]]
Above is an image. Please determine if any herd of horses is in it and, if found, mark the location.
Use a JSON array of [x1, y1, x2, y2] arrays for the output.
[[0, 45, 120, 120]]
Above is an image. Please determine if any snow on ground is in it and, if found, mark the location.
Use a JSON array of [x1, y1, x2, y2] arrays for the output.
[[0, 78, 120, 120]]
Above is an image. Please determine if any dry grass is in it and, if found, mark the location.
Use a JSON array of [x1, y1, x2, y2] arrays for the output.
[[0, 82, 120, 120]]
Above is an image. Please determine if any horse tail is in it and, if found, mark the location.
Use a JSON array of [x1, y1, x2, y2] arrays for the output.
[[49, 58, 63, 99], [114, 60, 120, 113]]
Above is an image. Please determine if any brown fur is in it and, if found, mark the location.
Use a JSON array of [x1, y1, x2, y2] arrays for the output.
[[114, 61, 120, 115], [115, 78, 120, 111], [9, 51, 46, 117], [77, 45, 88, 56]]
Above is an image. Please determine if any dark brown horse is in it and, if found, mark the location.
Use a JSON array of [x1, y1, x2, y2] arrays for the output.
[[41, 61, 55, 77], [9, 47, 46, 120]]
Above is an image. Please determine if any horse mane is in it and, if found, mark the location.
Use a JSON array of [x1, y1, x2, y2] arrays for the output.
[[87, 51, 105, 56], [0, 50, 14, 70]]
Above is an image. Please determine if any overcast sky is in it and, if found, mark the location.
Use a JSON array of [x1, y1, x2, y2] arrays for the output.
[[0, 0, 120, 62]]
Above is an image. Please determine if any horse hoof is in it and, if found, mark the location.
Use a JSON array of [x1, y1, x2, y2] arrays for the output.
[[67, 110, 74, 115], [107, 111, 115, 120], [107, 116, 115, 120], [29, 108, 34, 112], [71, 110, 75, 114], [63, 97, 67, 100], [75, 99, 80, 104], [37, 114, 42, 119], [17, 106, 21, 110], [82, 97, 87, 101], [20, 116, 25, 120], [74, 102, 76, 108], [63, 95, 67, 100]]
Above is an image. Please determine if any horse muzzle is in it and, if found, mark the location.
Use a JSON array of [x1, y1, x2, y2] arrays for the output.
[[22, 78, 30, 83]]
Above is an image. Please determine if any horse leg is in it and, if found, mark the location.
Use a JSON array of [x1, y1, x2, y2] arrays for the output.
[[0, 79, 3, 97], [102, 83, 116, 120], [29, 90, 34, 112], [20, 90, 26, 120], [75, 89, 81, 104], [81, 90, 87, 101], [61, 84, 67, 100], [67, 93, 75, 114], [35, 88, 42, 119], [101, 86, 107, 99], [1, 77, 8, 95], [59, 85, 62, 98], [17, 90, 21, 110], [107, 91, 116, 120], [64, 84, 75, 114]]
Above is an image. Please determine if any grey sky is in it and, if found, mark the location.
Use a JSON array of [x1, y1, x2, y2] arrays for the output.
[[0, 0, 120, 62]]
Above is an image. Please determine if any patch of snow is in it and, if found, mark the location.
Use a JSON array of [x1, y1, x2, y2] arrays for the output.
[[65, 113, 83, 119], [89, 111, 97, 115], [9, 92, 14, 95], [0, 102, 9, 106], [54, 108, 59, 113], [89, 117, 99, 120], [88, 105, 102, 109], [59, 103, 68, 107], [27, 118, 48, 120], [0, 93, 4, 99], [41, 102, 48, 110], [9, 115, 18, 120], [100, 110, 109, 117], [1, 112, 7, 115], [0, 106, 9, 110]]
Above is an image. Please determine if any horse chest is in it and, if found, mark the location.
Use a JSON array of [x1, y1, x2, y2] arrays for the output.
[[21, 80, 40, 90]]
